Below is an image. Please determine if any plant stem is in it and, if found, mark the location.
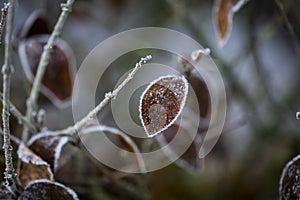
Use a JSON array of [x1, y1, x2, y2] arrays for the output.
[[2, 0, 16, 188], [22, 0, 75, 142], [0, 93, 37, 133], [0, 3, 9, 44], [60, 55, 152, 135]]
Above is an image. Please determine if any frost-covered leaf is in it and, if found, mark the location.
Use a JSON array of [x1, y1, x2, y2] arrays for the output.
[[13, 10, 50, 49], [18, 34, 76, 108], [28, 132, 72, 172], [18, 179, 78, 200], [80, 124, 146, 173], [156, 123, 203, 172], [214, 0, 249, 47], [279, 154, 300, 200], [139, 75, 188, 137], [19, 10, 50, 39], [17, 144, 54, 188]]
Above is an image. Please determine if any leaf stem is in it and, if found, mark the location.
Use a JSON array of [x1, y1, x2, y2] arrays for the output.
[[60, 55, 152, 135], [2, 0, 16, 188], [22, 0, 75, 142]]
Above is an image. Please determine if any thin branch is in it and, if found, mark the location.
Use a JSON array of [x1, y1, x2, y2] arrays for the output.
[[0, 93, 37, 133], [22, 0, 75, 142], [2, 0, 16, 189], [275, 0, 300, 57], [59, 55, 152, 136], [0, 3, 9, 44]]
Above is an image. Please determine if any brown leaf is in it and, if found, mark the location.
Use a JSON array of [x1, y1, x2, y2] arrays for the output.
[[28, 132, 71, 172], [214, 0, 234, 47], [80, 124, 146, 173], [139, 75, 189, 137], [187, 74, 210, 118], [13, 10, 50, 49], [279, 154, 300, 199], [156, 123, 203, 172], [18, 34, 76, 108], [18, 179, 78, 200], [17, 143, 54, 188], [214, 0, 248, 47], [19, 10, 50, 39]]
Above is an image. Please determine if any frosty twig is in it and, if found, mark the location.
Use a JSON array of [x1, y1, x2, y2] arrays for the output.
[[60, 55, 152, 135], [2, 0, 16, 189]]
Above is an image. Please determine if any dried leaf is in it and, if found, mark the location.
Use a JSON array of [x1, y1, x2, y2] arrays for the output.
[[80, 124, 146, 173], [19, 10, 50, 39], [13, 10, 50, 49], [28, 132, 72, 172], [18, 34, 76, 108], [17, 143, 54, 188], [214, 0, 234, 47], [279, 154, 300, 199], [156, 123, 203, 172], [139, 75, 188, 137], [187, 74, 210, 118], [18, 179, 79, 200], [214, 0, 249, 47]]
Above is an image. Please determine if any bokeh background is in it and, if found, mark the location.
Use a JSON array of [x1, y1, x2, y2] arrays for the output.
[[0, 0, 299, 199]]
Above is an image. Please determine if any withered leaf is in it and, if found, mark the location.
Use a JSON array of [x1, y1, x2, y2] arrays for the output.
[[19, 10, 50, 40], [187, 74, 210, 118], [214, 0, 249, 47], [18, 34, 76, 108], [18, 179, 79, 200], [17, 143, 54, 188], [80, 124, 146, 173], [139, 75, 189, 137], [156, 123, 203, 172], [279, 154, 300, 200], [28, 132, 72, 172]]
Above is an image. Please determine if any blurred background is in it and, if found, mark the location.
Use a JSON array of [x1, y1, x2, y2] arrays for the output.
[[0, 0, 299, 199]]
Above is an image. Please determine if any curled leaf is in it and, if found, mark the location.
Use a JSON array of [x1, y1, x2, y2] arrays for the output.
[[17, 143, 54, 188], [18, 34, 76, 108], [80, 124, 146, 173], [214, 0, 249, 47], [28, 132, 72, 172], [139, 75, 188, 137], [18, 179, 79, 200], [279, 154, 300, 199]]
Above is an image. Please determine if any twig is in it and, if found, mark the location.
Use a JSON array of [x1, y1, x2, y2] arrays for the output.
[[2, 0, 16, 189], [275, 0, 300, 57], [0, 93, 37, 133], [0, 3, 9, 44], [22, 0, 75, 142], [60, 55, 152, 135]]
